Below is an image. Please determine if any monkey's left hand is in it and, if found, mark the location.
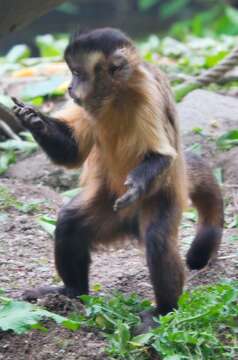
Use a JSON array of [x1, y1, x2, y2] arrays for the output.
[[113, 176, 145, 211]]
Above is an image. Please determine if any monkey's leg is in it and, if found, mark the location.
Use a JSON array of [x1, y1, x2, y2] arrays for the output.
[[23, 189, 125, 301], [138, 191, 184, 332], [23, 201, 92, 300]]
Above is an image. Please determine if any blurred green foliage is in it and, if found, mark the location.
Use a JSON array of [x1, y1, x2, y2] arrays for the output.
[[170, 4, 238, 38]]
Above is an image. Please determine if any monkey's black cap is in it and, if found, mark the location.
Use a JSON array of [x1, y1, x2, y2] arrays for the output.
[[65, 27, 133, 58]]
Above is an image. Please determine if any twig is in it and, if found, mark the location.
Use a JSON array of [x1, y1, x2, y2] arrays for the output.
[[187, 266, 209, 282], [218, 255, 238, 260], [0, 119, 21, 140], [223, 184, 238, 188], [0, 103, 23, 133]]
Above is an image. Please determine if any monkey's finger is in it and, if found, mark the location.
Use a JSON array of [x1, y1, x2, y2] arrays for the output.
[[113, 187, 140, 211], [124, 176, 134, 188], [11, 97, 25, 108]]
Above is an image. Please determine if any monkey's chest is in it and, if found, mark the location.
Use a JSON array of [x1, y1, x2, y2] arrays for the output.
[[97, 144, 140, 196]]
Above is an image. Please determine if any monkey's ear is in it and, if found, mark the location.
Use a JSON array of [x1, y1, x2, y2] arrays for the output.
[[109, 48, 128, 68]]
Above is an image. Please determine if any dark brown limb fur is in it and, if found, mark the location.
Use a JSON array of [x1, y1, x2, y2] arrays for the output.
[[140, 189, 184, 316], [186, 152, 224, 270], [23, 186, 139, 301], [12, 99, 81, 166]]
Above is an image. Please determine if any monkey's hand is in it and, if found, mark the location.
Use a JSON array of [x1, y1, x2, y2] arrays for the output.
[[12, 97, 47, 133], [113, 176, 145, 211]]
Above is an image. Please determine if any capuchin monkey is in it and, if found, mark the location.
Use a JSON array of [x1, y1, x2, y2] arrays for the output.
[[12, 27, 224, 331]]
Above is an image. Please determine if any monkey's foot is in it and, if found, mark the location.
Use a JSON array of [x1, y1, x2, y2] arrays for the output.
[[133, 309, 159, 335], [22, 286, 82, 301]]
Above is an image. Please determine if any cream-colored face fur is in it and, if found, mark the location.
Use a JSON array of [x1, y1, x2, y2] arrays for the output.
[[68, 47, 137, 106], [86, 51, 104, 72]]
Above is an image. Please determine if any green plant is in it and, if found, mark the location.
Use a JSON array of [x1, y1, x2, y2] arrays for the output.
[[216, 129, 238, 150], [73, 282, 238, 359], [0, 296, 80, 334], [0, 185, 42, 213], [37, 215, 57, 236], [0, 132, 38, 174], [1, 282, 237, 359]]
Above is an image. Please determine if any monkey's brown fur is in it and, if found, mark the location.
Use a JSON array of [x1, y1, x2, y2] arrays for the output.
[[13, 28, 223, 328], [54, 59, 187, 206]]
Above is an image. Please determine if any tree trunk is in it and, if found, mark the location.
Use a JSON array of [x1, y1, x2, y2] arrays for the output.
[[0, 0, 65, 133], [0, 0, 65, 39]]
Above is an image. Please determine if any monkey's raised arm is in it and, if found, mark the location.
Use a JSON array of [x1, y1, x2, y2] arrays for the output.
[[12, 99, 94, 168]]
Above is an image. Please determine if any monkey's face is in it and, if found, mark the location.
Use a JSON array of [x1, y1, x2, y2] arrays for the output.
[[65, 28, 138, 109], [66, 49, 135, 106]]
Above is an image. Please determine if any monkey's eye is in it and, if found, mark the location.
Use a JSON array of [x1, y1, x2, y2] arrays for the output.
[[109, 64, 123, 76], [73, 70, 81, 77]]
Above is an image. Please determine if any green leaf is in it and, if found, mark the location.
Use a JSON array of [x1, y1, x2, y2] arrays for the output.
[[0, 94, 14, 108], [0, 151, 16, 174], [29, 97, 44, 106], [92, 283, 102, 292], [115, 322, 131, 353], [61, 187, 81, 199], [131, 332, 154, 346], [227, 214, 238, 229], [21, 76, 66, 99], [187, 143, 202, 155], [37, 215, 56, 236], [229, 235, 238, 242], [36, 34, 67, 57], [15, 200, 42, 214], [205, 50, 228, 68], [216, 129, 238, 150], [226, 6, 238, 25], [161, 0, 189, 20], [6, 44, 31, 63], [192, 127, 203, 134], [0, 298, 80, 334], [174, 82, 200, 102], [138, 0, 158, 11], [0, 139, 38, 155], [57, 3, 78, 14]]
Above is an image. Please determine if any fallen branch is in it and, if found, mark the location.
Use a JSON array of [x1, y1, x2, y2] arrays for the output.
[[0, 120, 21, 140], [0, 103, 23, 133]]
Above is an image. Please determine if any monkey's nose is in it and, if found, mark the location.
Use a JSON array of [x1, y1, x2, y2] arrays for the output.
[[68, 86, 73, 97]]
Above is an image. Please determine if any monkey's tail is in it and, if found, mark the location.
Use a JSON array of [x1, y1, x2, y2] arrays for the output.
[[185, 152, 224, 270]]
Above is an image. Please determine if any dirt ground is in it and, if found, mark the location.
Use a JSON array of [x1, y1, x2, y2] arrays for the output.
[[0, 119, 238, 359]]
